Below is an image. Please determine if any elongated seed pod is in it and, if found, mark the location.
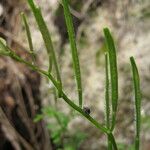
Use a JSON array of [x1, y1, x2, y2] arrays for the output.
[[103, 28, 118, 131], [27, 0, 62, 96], [21, 12, 35, 62], [130, 57, 141, 150], [62, 0, 83, 107]]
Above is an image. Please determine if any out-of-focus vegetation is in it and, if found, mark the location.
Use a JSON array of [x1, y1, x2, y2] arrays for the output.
[[34, 106, 87, 150]]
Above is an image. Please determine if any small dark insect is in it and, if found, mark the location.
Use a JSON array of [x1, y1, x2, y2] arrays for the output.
[[83, 107, 91, 115]]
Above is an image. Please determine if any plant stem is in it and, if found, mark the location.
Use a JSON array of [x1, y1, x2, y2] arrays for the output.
[[108, 136, 113, 150], [108, 133, 118, 150], [46, 74, 118, 149], [0, 40, 118, 150]]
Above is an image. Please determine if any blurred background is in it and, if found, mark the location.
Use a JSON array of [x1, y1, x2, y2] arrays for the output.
[[0, 0, 150, 149]]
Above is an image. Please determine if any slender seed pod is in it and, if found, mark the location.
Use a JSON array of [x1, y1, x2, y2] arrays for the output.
[[130, 57, 141, 150], [105, 53, 112, 150], [62, 0, 83, 108], [21, 12, 35, 62], [103, 28, 118, 131], [27, 0, 62, 96]]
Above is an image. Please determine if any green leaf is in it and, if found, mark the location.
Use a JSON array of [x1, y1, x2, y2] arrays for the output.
[[0, 40, 20, 59], [0, 38, 7, 46], [56, 112, 70, 128], [33, 114, 43, 122], [46, 123, 59, 130], [21, 12, 35, 61], [42, 106, 69, 129], [0, 39, 9, 55], [62, 0, 83, 108], [103, 28, 118, 131], [105, 53, 110, 128], [42, 107, 55, 116], [130, 57, 141, 150], [27, 0, 62, 94], [105, 53, 112, 150], [51, 128, 62, 144]]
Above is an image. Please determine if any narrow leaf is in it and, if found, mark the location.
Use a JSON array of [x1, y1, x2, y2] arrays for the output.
[[103, 28, 118, 130], [21, 12, 35, 61], [0, 38, 7, 46], [62, 0, 83, 107], [27, 0, 62, 93], [33, 114, 43, 122], [105, 52, 110, 128], [0, 38, 11, 56], [105, 53, 112, 150], [130, 57, 141, 150]]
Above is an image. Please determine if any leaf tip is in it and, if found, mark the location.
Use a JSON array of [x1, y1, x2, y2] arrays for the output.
[[0, 37, 7, 46], [103, 27, 110, 35]]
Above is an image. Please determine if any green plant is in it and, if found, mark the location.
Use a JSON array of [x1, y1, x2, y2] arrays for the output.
[[117, 143, 134, 150], [130, 57, 142, 150], [34, 106, 87, 150], [0, 0, 142, 149]]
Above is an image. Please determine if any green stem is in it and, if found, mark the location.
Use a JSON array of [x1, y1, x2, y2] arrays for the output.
[[27, 63, 109, 134], [0, 45, 118, 149], [108, 133, 118, 150], [13, 54, 117, 148], [61, 92, 108, 133], [107, 135, 113, 150]]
